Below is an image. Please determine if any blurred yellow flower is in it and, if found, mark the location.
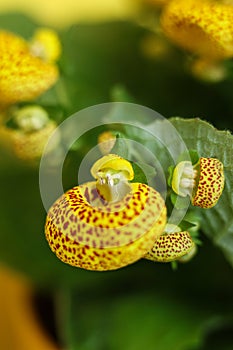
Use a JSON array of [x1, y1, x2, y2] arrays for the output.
[[190, 58, 227, 82], [0, 265, 59, 350], [30, 28, 62, 63], [0, 30, 59, 106], [98, 131, 116, 155], [0, 0, 139, 28], [161, 0, 233, 61], [0, 105, 59, 162]]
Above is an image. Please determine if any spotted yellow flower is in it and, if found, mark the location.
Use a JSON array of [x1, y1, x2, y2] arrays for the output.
[[45, 154, 167, 271], [161, 0, 233, 61], [172, 158, 224, 208], [0, 30, 59, 106]]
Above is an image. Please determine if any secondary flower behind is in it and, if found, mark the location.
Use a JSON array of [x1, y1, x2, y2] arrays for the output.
[[161, 0, 233, 61], [0, 29, 60, 107]]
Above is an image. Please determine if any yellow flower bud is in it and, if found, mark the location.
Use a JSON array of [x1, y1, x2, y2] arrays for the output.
[[97, 131, 116, 155], [172, 158, 224, 208], [30, 28, 62, 62], [0, 31, 58, 106], [161, 0, 233, 60]]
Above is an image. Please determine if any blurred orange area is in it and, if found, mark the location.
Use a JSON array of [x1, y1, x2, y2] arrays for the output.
[[0, 265, 59, 350], [0, 0, 140, 27]]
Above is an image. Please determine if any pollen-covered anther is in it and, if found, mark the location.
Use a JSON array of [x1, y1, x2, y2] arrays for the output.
[[144, 230, 194, 262]]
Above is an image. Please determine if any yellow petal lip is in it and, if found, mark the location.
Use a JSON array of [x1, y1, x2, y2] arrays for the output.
[[161, 0, 233, 60], [91, 154, 134, 181], [45, 182, 167, 271], [192, 157, 224, 209], [144, 231, 194, 262]]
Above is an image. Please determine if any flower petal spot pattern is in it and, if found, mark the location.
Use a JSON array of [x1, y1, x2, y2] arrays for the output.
[[144, 231, 194, 262], [45, 182, 167, 271]]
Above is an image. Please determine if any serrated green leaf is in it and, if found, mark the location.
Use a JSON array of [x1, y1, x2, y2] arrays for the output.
[[170, 118, 233, 267]]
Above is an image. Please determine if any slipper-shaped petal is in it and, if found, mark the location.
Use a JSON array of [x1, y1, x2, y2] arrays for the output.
[[144, 231, 194, 262], [45, 182, 167, 271]]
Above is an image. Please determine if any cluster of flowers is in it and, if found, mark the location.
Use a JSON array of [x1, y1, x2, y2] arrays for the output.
[[45, 153, 224, 271], [0, 28, 61, 161]]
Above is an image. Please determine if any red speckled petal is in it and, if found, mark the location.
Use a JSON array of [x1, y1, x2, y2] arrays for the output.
[[192, 157, 224, 208], [45, 182, 167, 271], [144, 231, 194, 262]]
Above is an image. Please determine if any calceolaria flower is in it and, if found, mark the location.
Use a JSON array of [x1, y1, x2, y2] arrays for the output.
[[144, 224, 195, 262], [0, 30, 60, 106], [161, 0, 233, 61], [0, 105, 59, 161], [45, 154, 167, 271], [172, 158, 224, 208]]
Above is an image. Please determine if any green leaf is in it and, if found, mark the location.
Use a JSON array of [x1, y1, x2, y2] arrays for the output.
[[170, 118, 233, 267]]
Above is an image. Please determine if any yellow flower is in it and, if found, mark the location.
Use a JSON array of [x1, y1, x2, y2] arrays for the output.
[[0, 105, 59, 161], [30, 28, 62, 63], [172, 158, 224, 208], [0, 30, 59, 106], [161, 0, 233, 61], [45, 154, 167, 271]]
